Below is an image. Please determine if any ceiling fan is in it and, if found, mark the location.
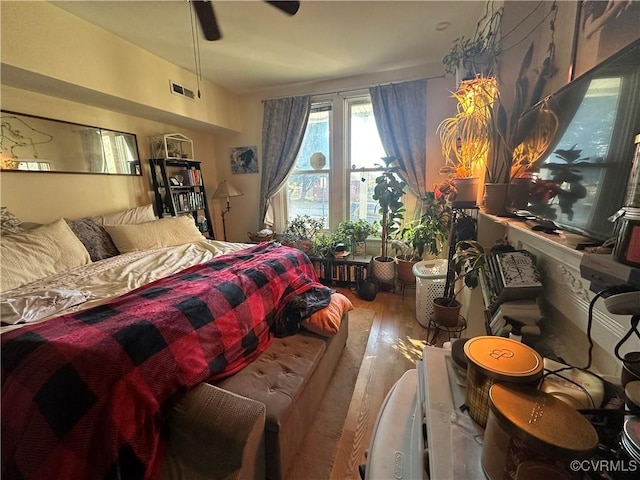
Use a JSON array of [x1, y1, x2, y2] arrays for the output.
[[192, 1, 300, 41]]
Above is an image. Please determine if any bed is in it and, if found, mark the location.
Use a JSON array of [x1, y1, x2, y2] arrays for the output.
[[0, 207, 347, 480]]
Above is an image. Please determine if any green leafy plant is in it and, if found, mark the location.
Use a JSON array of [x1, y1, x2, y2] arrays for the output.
[[284, 214, 324, 240], [442, 3, 503, 76], [396, 192, 452, 260], [312, 233, 339, 258], [336, 219, 376, 244], [372, 156, 406, 259]]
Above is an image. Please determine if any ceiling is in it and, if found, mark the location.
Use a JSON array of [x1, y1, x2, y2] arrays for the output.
[[50, 1, 488, 95]]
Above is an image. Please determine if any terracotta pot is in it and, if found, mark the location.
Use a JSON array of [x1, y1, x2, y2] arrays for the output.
[[483, 183, 509, 215], [432, 297, 461, 327], [452, 177, 480, 208], [395, 255, 418, 284]]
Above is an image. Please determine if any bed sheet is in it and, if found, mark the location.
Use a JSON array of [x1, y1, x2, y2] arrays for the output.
[[0, 240, 251, 332]]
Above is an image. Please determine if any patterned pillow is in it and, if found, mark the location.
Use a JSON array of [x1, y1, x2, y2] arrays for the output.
[[301, 293, 353, 336], [66, 217, 120, 261], [1, 207, 24, 235]]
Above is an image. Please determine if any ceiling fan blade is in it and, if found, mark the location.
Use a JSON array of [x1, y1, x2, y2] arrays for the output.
[[192, 0, 222, 41], [265, 1, 300, 16]]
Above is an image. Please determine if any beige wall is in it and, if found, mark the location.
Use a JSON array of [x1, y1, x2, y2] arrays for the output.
[[0, 86, 220, 224], [0, 1, 236, 231], [1, 1, 241, 132], [0, 0, 581, 241]]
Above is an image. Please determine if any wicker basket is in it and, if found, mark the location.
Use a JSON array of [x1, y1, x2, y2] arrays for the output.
[[248, 232, 273, 243]]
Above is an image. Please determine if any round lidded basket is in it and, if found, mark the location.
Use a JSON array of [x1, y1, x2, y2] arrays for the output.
[[464, 336, 543, 427], [482, 384, 599, 480]]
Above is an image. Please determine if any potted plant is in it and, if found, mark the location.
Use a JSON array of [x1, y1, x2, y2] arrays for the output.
[[283, 214, 324, 253], [336, 219, 376, 256], [311, 232, 339, 259], [371, 156, 406, 283], [442, 4, 502, 81], [432, 240, 486, 327], [437, 76, 499, 207], [394, 192, 452, 284]]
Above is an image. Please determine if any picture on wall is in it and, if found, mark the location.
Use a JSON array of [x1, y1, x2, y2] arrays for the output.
[[230, 146, 259, 174], [571, 0, 640, 80]]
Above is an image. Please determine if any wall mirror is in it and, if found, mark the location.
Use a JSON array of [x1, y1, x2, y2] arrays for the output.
[[0, 111, 141, 175]]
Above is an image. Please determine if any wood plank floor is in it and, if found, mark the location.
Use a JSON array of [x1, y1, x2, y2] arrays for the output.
[[329, 285, 486, 480]]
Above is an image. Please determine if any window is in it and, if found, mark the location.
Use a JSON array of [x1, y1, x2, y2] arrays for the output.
[[287, 105, 331, 228], [347, 99, 386, 224], [285, 95, 386, 230]]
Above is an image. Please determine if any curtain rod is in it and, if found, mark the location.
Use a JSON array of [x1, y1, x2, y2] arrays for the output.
[[260, 73, 446, 102]]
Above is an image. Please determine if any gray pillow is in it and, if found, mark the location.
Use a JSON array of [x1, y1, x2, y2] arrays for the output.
[[65, 217, 119, 261]]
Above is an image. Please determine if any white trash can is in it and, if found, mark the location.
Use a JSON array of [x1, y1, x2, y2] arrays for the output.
[[412, 259, 448, 327]]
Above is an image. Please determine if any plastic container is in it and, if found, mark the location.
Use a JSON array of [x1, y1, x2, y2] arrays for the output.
[[482, 384, 598, 480], [613, 207, 640, 267], [463, 336, 543, 427], [412, 259, 448, 327], [623, 133, 640, 208]]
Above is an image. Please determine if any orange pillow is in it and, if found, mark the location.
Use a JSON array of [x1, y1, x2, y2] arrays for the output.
[[302, 293, 353, 336]]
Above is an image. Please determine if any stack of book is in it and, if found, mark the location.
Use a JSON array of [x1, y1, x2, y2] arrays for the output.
[[479, 249, 544, 336], [488, 299, 543, 336]]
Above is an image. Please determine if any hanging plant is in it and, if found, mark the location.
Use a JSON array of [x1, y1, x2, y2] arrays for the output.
[[442, 2, 503, 77]]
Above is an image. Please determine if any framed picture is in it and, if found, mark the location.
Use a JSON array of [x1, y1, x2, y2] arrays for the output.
[[230, 146, 259, 174], [571, 0, 640, 80]]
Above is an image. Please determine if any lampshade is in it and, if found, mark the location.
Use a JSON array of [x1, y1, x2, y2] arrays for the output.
[[212, 180, 243, 200]]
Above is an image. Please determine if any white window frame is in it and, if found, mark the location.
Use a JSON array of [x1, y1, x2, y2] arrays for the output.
[[282, 91, 386, 231]]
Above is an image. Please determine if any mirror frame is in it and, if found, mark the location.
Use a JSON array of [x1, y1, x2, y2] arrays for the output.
[[0, 110, 142, 176]]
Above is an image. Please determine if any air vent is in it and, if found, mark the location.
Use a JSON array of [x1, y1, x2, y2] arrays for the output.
[[169, 80, 196, 100]]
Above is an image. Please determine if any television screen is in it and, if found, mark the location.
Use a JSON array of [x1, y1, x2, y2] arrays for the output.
[[516, 40, 640, 242]]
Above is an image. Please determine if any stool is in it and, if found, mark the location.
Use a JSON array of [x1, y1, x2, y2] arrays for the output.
[[428, 314, 467, 345]]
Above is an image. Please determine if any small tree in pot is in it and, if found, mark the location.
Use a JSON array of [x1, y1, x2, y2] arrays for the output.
[[371, 156, 406, 283], [394, 192, 452, 284]]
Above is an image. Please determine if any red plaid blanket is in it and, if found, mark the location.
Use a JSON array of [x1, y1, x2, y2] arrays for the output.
[[1, 243, 324, 480]]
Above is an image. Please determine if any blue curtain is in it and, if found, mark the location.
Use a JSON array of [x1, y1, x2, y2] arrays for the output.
[[370, 79, 428, 199], [259, 95, 311, 226]]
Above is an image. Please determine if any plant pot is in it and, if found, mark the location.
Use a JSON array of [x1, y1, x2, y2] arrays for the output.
[[452, 177, 479, 208], [483, 183, 510, 215], [354, 240, 367, 256], [296, 239, 313, 253], [507, 178, 532, 210], [432, 297, 462, 327], [395, 255, 418, 284], [372, 256, 396, 283]]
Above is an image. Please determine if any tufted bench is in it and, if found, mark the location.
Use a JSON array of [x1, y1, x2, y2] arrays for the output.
[[217, 314, 349, 480]]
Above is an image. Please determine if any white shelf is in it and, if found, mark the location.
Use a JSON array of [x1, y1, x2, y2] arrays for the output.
[[149, 133, 194, 160]]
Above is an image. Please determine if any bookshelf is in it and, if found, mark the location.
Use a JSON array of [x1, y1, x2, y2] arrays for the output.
[[310, 254, 372, 287]]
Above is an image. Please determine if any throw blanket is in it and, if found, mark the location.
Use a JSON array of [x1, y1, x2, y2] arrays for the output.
[[1, 243, 326, 480]]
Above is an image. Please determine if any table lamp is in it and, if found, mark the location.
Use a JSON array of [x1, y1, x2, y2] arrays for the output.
[[212, 180, 243, 241]]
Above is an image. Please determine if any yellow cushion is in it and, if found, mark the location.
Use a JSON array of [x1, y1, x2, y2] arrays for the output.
[[301, 293, 353, 336], [0, 218, 92, 292], [104, 216, 206, 253]]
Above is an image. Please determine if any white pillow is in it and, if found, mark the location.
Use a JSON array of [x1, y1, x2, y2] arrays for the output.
[[100, 204, 156, 225], [104, 216, 206, 253], [0, 218, 92, 293]]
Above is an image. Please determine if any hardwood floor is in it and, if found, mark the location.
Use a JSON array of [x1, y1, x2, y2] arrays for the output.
[[329, 285, 485, 480]]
